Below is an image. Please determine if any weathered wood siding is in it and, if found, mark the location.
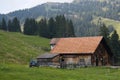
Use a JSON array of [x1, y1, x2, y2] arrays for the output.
[[52, 55, 60, 65], [92, 43, 110, 66], [37, 58, 52, 66], [58, 54, 91, 66]]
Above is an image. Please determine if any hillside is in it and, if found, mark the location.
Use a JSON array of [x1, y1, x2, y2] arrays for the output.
[[0, 30, 50, 64], [1, 0, 120, 36], [92, 17, 120, 35]]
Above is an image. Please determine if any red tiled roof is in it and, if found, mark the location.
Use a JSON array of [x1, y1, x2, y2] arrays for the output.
[[51, 36, 103, 54]]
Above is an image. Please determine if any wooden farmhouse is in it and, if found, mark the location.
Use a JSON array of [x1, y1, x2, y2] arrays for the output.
[[37, 36, 113, 68]]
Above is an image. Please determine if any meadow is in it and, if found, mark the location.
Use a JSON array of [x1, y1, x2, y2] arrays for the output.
[[0, 30, 50, 64], [0, 30, 120, 80], [0, 64, 120, 80]]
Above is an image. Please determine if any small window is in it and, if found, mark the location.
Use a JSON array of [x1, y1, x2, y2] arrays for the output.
[[79, 59, 85, 65], [51, 44, 55, 49], [80, 59, 85, 62]]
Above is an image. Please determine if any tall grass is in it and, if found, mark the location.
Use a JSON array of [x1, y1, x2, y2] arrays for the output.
[[0, 30, 50, 64]]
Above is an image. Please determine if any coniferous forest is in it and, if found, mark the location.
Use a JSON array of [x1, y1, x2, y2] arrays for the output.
[[1, 0, 120, 37], [23, 15, 75, 38], [0, 15, 75, 38]]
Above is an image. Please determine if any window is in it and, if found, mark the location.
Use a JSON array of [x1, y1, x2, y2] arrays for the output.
[[79, 58, 85, 66], [80, 59, 85, 62]]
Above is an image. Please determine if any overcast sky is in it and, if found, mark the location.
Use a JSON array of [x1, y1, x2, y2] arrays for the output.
[[0, 0, 73, 14]]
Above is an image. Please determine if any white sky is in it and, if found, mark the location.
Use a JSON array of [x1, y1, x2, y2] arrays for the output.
[[0, 0, 73, 14]]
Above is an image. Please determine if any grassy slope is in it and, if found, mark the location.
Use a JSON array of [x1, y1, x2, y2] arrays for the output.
[[0, 28, 120, 80], [0, 64, 120, 80], [0, 30, 50, 64], [92, 17, 120, 36]]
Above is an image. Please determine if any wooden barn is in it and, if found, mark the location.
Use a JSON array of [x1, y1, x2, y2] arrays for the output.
[[37, 36, 113, 68], [37, 53, 59, 66]]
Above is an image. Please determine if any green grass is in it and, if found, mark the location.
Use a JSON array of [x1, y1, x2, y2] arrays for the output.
[[0, 29, 120, 80], [0, 64, 120, 80], [92, 17, 120, 36], [0, 30, 50, 64]]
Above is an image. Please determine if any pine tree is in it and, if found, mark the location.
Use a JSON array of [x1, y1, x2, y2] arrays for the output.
[[99, 23, 109, 41], [48, 17, 56, 38], [54, 15, 75, 38], [29, 18, 38, 35], [0, 21, 1, 29], [55, 15, 67, 37], [12, 17, 21, 32], [110, 30, 120, 64], [23, 18, 37, 35], [0, 18, 7, 31], [38, 18, 49, 38], [24, 18, 29, 35], [8, 20, 12, 32], [55, 15, 61, 37], [68, 20, 75, 37]]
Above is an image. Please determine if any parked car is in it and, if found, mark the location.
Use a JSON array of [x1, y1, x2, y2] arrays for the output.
[[29, 60, 38, 67]]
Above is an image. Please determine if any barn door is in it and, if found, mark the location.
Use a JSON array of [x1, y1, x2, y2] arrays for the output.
[[59, 56, 65, 68]]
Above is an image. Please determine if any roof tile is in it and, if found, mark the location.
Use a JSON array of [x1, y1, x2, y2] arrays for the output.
[[51, 36, 103, 54]]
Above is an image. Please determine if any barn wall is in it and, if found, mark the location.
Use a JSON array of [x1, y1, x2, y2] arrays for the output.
[[59, 54, 91, 66], [37, 58, 52, 66], [92, 43, 110, 66], [52, 55, 60, 65], [37, 55, 60, 66]]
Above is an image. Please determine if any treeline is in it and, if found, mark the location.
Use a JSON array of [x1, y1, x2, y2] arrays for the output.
[[100, 23, 120, 65], [1, 0, 120, 37], [0, 15, 75, 38], [24, 15, 75, 38], [0, 17, 21, 32]]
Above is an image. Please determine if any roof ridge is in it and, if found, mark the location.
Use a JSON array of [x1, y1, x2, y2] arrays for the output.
[[58, 36, 103, 39]]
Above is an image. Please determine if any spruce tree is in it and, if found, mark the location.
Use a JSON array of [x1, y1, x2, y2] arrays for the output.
[[110, 30, 120, 64], [55, 15, 61, 37], [1, 18, 7, 31], [54, 15, 75, 38], [99, 23, 109, 41], [24, 18, 37, 35], [48, 17, 56, 38], [36, 15, 75, 38], [24, 18, 29, 35], [68, 20, 75, 37], [8, 20, 12, 32], [55, 15, 66, 37], [12, 17, 21, 32], [0, 21, 1, 29], [38, 18, 49, 38]]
